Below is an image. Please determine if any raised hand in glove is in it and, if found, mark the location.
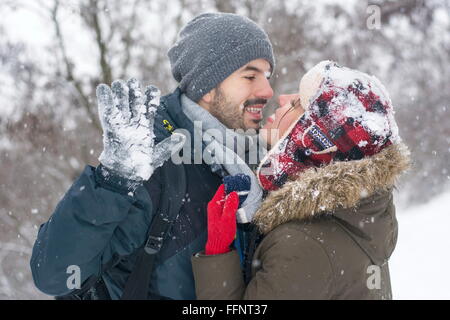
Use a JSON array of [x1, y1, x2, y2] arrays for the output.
[[205, 184, 239, 255], [96, 78, 185, 182]]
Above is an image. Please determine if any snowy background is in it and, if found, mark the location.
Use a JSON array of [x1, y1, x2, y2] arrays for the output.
[[0, 0, 449, 299]]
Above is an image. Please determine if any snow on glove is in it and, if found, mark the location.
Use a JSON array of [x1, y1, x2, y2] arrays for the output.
[[205, 184, 239, 255], [96, 78, 185, 181]]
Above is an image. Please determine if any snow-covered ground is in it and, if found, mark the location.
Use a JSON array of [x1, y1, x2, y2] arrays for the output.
[[390, 189, 450, 300]]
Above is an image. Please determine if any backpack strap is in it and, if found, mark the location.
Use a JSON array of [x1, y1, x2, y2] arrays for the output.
[[121, 161, 186, 300]]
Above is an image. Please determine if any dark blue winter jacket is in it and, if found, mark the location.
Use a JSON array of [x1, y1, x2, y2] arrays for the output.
[[30, 89, 223, 299]]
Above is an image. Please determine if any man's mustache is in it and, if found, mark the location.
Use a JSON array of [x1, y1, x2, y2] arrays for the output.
[[244, 99, 268, 108]]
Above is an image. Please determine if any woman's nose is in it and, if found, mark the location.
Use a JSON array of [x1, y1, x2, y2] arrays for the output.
[[278, 94, 300, 108]]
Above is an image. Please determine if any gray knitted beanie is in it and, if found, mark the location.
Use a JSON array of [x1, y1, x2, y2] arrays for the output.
[[168, 12, 275, 102]]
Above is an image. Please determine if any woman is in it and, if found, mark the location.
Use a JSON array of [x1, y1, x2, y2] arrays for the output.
[[191, 61, 410, 299]]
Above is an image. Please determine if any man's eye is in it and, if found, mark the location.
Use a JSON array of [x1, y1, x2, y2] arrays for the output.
[[244, 76, 256, 80]]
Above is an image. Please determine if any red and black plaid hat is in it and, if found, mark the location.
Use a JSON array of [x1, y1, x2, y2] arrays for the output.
[[257, 61, 400, 191]]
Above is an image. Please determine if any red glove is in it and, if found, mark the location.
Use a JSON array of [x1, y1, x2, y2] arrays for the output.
[[205, 184, 239, 255]]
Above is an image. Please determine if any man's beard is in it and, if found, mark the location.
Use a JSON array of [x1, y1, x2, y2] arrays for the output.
[[209, 87, 246, 130], [209, 87, 266, 131]]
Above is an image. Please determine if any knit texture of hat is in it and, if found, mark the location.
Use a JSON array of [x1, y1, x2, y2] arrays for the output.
[[168, 12, 275, 102]]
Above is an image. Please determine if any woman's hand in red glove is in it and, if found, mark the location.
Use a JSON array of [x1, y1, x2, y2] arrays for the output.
[[205, 184, 239, 255]]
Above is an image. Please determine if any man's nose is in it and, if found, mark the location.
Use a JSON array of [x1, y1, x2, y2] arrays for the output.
[[278, 94, 300, 108], [255, 78, 274, 100]]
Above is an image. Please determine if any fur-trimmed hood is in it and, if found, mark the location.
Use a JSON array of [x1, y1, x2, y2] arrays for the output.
[[254, 142, 411, 235]]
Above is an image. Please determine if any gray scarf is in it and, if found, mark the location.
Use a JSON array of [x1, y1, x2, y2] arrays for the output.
[[181, 94, 264, 223]]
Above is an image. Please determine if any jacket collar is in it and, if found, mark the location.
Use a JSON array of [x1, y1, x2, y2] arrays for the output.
[[154, 88, 193, 142], [253, 142, 411, 235]]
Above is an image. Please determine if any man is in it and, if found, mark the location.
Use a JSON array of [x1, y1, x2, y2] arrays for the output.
[[30, 12, 274, 299]]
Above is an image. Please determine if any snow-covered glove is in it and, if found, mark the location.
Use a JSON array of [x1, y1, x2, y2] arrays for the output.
[[205, 185, 239, 255], [96, 78, 185, 182]]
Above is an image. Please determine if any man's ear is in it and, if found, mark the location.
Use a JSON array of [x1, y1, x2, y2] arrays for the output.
[[198, 88, 216, 111]]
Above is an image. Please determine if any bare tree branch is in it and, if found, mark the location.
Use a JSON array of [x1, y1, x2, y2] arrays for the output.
[[120, 0, 141, 79], [85, 0, 113, 84], [214, 0, 236, 13], [51, 0, 101, 133]]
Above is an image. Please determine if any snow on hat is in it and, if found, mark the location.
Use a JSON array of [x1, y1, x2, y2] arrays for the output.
[[257, 60, 401, 191]]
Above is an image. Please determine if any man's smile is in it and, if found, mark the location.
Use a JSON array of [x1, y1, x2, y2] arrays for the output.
[[243, 99, 267, 121], [244, 105, 264, 120]]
